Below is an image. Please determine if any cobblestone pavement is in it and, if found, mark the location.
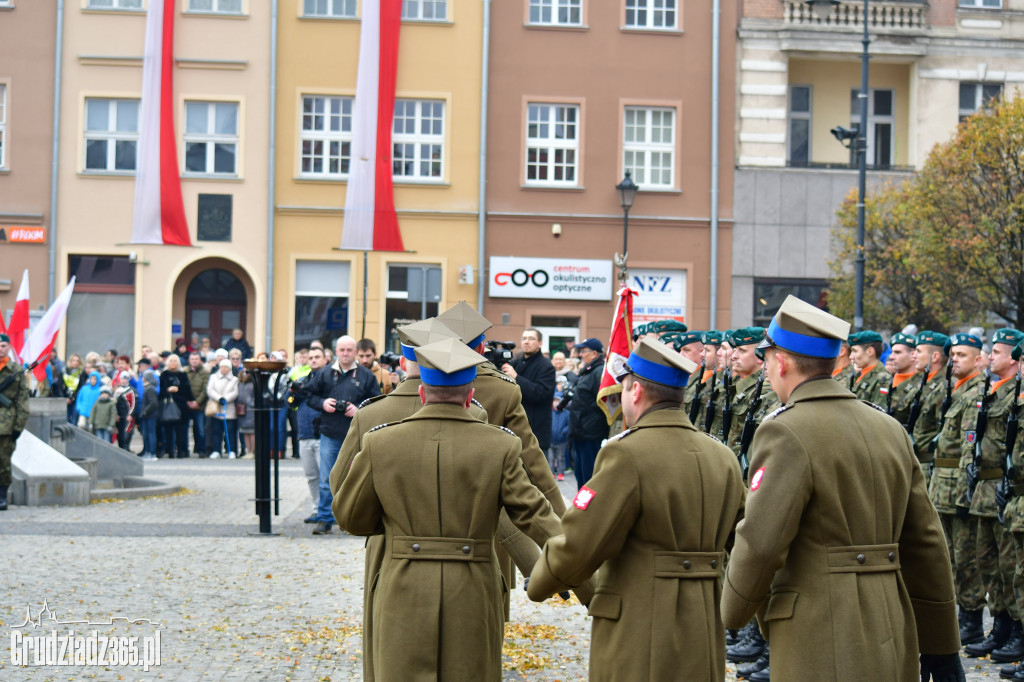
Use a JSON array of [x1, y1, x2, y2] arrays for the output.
[[0, 457, 1007, 680]]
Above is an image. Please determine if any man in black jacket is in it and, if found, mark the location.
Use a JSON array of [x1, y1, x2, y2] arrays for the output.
[[568, 337, 606, 489], [503, 328, 556, 454], [303, 335, 380, 534]]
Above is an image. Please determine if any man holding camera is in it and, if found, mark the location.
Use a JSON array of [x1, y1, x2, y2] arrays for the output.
[[303, 335, 380, 535], [569, 338, 606, 489], [503, 328, 556, 458]]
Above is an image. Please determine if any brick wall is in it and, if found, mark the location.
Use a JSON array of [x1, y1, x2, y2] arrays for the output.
[[744, 0, 784, 19]]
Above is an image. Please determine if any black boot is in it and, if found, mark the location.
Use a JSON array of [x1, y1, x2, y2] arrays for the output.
[[737, 644, 769, 679], [728, 623, 766, 663], [1001, 662, 1024, 679], [749, 663, 771, 682], [726, 628, 741, 646], [961, 608, 985, 645], [967, 611, 1013, 657], [0, 484, 7, 511], [992, 620, 1024, 663]]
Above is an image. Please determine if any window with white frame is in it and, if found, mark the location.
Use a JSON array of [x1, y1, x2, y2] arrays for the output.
[[525, 103, 579, 185], [402, 0, 447, 20], [624, 0, 676, 29], [86, 0, 143, 9], [0, 85, 6, 169], [392, 99, 444, 181], [788, 85, 812, 166], [958, 0, 1000, 8], [850, 88, 894, 169], [623, 106, 674, 188], [184, 101, 239, 176], [0, 0, 12, 7], [84, 98, 139, 172], [188, 0, 244, 14], [300, 95, 353, 178], [302, 0, 356, 18], [959, 82, 1002, 121], [529, 0, 582, 25]]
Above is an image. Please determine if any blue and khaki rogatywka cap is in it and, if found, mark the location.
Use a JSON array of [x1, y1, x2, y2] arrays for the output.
[[890, 332, 917, 349], [757, 295, 851, 359], [617, 337, 698, 388], [437, 301, 492, 349], [397, 318, 460, 362], [415, 337, 486, 387]]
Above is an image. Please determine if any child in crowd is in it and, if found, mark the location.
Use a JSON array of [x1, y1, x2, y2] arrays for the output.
[[89, 386, 117, 442]]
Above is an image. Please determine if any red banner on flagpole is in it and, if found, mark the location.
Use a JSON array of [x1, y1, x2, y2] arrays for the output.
[[597, 286, 636, 424]]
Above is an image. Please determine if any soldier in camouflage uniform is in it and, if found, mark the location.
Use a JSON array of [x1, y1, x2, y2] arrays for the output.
[[725, 327, 779, 456], [689, 331, 722, 433], [849, 331, 889, 407], [0, 333, 29, 511], [883, 332, 921, 426], [931, 333, 986, 645], [911, 331, 950, 468], [963, 328, 1024, 660], [996, 341, 1024, 680], [663, 331, 704, 416], [832, 339, 855, 389]]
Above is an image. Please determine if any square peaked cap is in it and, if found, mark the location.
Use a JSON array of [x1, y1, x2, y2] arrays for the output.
[[397, 318, 460, 361], [414, 337, 486, 387], [621, 337, 698, 388], [757, 295, 851, 359], [437, 301, 492, 348]]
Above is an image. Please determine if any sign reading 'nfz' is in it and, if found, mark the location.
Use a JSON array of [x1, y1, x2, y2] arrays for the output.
[[488, 256, 613, 301]]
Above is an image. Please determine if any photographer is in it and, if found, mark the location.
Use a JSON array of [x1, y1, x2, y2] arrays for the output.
[[568, 338, 606, 489], [502, 328, 556, 455], [357, 338, 394, 395]]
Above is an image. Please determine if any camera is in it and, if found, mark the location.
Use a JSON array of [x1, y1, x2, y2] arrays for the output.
[[379, 351, 402, 369], [555, 385, 576, 411], [484, 340, 516, 367]]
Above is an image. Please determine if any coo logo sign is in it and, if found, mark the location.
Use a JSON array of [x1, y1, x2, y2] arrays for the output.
[[494, 269, 550, 288]]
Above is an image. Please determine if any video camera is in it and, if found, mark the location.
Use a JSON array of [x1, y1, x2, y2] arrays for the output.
[[484, 340, 516, 367], [555, 385, 575, 412], [379, 351, 403, 369]]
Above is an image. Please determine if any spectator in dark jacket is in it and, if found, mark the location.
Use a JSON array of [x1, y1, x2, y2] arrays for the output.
[[223, 328, 254, 361], [503, 328, 556, 451], [158, 354, 194, 458], [292, 347, 326, 521], [568, 338, 606, 489], [139, 370, 159, 459]]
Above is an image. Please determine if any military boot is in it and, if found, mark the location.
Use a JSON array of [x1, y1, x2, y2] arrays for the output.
[[726, 628, 741, 646], [0, 484, 7, 511], [727, 624, 766, 663], [992, 620, 1024, 663], [966, 611, 1013, 657], [736, 644, 769, 679], [961, 608, 985, 645], [726, 621, 757, 659], [1001, 662, 1024, 679], [748, 663, 771, 681]]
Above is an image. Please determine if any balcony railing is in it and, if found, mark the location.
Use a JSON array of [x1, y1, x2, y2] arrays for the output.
[[783, 0, 926, 31]]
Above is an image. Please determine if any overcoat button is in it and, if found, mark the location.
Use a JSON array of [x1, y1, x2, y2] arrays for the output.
[[888, 552, 895, 562], [711, 559, 718, 569], [462, 545, 471, 554], [412, 544, 420, 552], [856, 554, 866, 564], [683, 560, 692, 569]]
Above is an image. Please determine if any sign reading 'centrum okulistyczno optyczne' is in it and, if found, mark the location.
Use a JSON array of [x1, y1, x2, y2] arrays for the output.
[[488, 257, 613, 301]]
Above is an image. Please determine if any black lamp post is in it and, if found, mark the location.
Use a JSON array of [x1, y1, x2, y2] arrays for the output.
[[615, 171, 639, 284], [808, 0, 867, 332]]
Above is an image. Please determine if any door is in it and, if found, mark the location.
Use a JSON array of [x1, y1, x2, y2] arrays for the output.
[[185, 269, 247, 348]]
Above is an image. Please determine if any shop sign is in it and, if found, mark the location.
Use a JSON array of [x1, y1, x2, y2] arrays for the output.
[[488, 256, 613, 301], [630, 268, 686, 323]]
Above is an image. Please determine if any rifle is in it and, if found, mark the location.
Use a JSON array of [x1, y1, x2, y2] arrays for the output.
[[848, 368, 856, 392], [737, 368, 767, 481], [703, 369, 719, 435], [884, 372, 896, 416], [997, 370, 1022, 525], [0, 359, 38, 408], [931, 358, 955, 453], [966, 370, 993, 503], [687, 358, 706, 424], [720, 369, 734, 439], [904, 361, 931, 435]]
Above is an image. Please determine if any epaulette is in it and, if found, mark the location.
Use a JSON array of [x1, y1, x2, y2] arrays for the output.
[[491, 372, 516, 385], [762, 404, 790, 422], [471, 398, 484, 409], [359, 394, 388, 409], [490, 424, 517, 437], [861, 400, 888, 413], [701, 431, 724, 443], [605, 428, 634, 444], [367, 421, 399, 434]]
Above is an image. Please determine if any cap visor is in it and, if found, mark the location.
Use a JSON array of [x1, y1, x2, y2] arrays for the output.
[[756, 337, 774, 351]]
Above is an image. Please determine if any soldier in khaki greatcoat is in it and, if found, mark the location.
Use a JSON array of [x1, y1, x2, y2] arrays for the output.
[[527, 338, 744, 681], [0, 333, 29, 511], [336, 338, 564, 681], [722, 296, 963, 682]]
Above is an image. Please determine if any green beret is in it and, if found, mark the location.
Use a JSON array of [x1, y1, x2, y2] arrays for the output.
[[661, 331, 703, 352], [701, 330, 723, 346], [1013, 341, 1024, 362], [851, 330, 883, 345], [944, 333, 983, 354], [992, 328, 1024, 347], [730, 327, 766, 347], [648, 319, 688, 334], [847, 332, 860, 345], [915, 330, 948, 348], [0, 333, 8, 344], [890, 333, 916, 349]]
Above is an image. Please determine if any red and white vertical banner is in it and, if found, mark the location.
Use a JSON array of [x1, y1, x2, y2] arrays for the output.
[[597, 286, 637, 425], [340, 0, 404, 252], [24, 277, 76, 383], [6, 270, 30, 362], [131, 0, 191, 246]]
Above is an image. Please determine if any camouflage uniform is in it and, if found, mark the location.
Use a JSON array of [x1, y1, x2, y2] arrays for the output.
[[682, 368, 711, 421], [930, 371, 986, 612], [1001, 395, 1024, 638], [0, 359, 30, 487], [886, 371, 921, 428], [832, 363, 855, 389], [852, 362, 889, 408], [725, 371, 777, 457], [913, 368, 948, 465]]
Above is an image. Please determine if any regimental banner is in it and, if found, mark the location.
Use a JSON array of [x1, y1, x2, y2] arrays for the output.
[[488, 256, 613, 301], [630, 268, 686, 324]]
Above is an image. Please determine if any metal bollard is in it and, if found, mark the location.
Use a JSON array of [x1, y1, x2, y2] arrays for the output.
[[243, 359, 287, 535]]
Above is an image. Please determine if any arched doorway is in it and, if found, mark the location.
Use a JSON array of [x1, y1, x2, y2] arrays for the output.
[[185, 269, 247, 348]]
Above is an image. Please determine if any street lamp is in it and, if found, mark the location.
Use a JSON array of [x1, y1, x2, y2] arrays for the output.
[[614, 171, 639, 284], [808, 0, 868, 332]]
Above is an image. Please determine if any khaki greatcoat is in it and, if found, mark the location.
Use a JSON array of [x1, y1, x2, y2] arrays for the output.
[[722, 378, 960, 681]]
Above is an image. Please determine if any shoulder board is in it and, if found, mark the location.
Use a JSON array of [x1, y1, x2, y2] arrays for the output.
[[762, 404, 790, 422], [861, 400, 888, 413], [359, 394, 388, 409], [367, 421, 399, 434], [605, 428, 634, 444], [492, 372, 516, 384], [701, 431, 724, 443], [489, 424, 517, 437], [470, 398, 484, 409]]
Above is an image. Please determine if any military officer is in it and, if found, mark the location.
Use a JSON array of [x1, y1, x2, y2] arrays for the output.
[[0, 333, 29, 511], [336, 338, 565, 681], [962, 328, 1024, 660], [911, 330, 949, 467], [722, 296, 963, 681], [527, 338, 744, 681], [724, 327, 778, 458], [849, 330, 889, 407], [884, 332, 921, 426]]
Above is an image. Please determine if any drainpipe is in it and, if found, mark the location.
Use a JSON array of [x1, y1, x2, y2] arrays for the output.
[[48, 0, 66, 305], [476, 0, 491, 313], [709, 0, 721, 328], [265, 0, 278, 351]]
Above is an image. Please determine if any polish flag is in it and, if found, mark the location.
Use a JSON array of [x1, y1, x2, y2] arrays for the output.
[[340, 0, 404, 252], [597, 286, 637, 425], [24, 277, 76, 382], [6, 270, 30, 362], [130, 0, 191, 246]]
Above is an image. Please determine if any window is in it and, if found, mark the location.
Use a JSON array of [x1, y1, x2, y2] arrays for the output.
[[86, 0, 143, 9], [959, 82, 1002, 121], [188, 0, 244, 13], [393, 99, 444, 181], [753, 279, 829, 328], [302, 0, 356, 17], [295, 261, 351, 349], [529, 0, 582, 26], [84, 98, 139, 173], [184, 101, 238, 176], [958, 0, 1000, 7], [788, 85, 811, 167], [623, 106, 674, 189], [402, 0, 447, 20], [526, 103, 579, 186], [300, 95, 353, 178], [66, 256, 136, 360], [850, 88, 894, 169], [624, 0, 676, 29], [385, 264, 442, 352], [197, 194, 232, 241], [0, 84, 6, 169]]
